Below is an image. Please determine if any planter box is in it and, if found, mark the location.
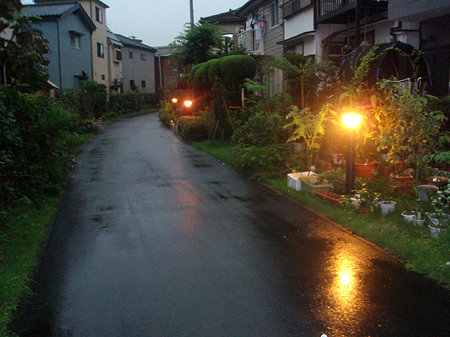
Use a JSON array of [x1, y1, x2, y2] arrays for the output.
[[378, 201, 397, 216], [355, 162, 377, 178], [299, 176, 331, 195], [314, 190, 342, 206], [287, 172, 317, 191]]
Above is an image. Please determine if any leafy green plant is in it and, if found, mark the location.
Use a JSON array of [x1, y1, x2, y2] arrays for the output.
[[374, 81, 447, 183], [285, 104, 336, 173]]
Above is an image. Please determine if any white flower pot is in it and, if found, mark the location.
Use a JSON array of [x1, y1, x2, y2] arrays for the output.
[[401, 211, 415, 223], [378, 201, 397, 216], [428, 224, 443, 239]]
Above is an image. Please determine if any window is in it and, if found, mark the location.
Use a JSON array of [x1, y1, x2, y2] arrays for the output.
[[141, 80, 146, 88], [97, 42, 104, 58], [101, 74, 105, 80], [140, 53, 147, 61], [271, 0, 279, 27], [129, 51, 134, 59], [115, 49, 122, 61], [95, 6, 103, 23], [130, 80, 136, 90], [70, 33, 80, 49]]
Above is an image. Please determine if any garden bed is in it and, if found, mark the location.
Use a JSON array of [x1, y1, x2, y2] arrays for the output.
[[191, 140, 450, 288]]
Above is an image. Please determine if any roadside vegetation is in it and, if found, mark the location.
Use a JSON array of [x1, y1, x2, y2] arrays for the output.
[[162, 32, 449, 288], [0, 3, 157, 333]]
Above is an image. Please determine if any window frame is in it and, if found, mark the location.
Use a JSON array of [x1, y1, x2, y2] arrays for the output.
[[129, 51, 134, 59], [95, 6, 103, 23], [270, 0, 280, 27], [70, 33, 81, 49], [97, 42, 104, 58], [140, 53, 147, 61], [141, 80, 146, 88]]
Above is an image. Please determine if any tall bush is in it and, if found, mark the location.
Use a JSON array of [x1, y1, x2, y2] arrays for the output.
[[79, 80, 107, 119], [109, 94, 143, 114], [0, 88, 82, 207]]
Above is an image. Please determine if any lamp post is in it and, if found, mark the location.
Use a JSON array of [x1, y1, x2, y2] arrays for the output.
[[342, 112, 363, 194]]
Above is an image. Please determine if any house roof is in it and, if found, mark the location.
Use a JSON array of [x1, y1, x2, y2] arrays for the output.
[[34, 0, 109, 9], [200, 9, 245, 25], [23, 3, 96, 31], [107, 27, 123, 47], [155, 46, 174, 57], [115, 34, 156, 52], [236, 0, 267, 17]]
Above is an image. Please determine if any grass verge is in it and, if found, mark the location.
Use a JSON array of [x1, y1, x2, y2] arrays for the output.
[[191, 140, 450, 288], [0, 109, 155, 335]]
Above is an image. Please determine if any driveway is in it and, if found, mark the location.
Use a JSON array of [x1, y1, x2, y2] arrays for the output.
[[16, 113, 449, 336]]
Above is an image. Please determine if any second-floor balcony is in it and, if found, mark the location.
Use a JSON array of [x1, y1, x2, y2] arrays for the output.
[[239, 29, 264, 55], [316, 0, 388, 24], [282, 0, 313, 19]]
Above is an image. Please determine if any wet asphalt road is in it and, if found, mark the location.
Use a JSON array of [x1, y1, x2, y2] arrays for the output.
[[16, 113, 449, 337]]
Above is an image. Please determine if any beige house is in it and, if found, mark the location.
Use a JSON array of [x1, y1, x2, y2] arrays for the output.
[[35, 0, 110, 91]]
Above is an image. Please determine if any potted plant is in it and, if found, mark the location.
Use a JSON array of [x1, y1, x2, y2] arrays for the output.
[[285, 104, 336, 176], [353, 185, 381, 213], [426, 184, 449, 238]]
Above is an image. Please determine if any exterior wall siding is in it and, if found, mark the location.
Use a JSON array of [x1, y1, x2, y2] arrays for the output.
[[37, 21, 61, 87], [59, 13, 92, 89], [122, 46, 156, 94], [79, 0, 110, 90]]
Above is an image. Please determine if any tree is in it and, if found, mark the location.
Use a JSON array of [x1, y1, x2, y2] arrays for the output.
[[170, 22, 223, 66], [0, 4, 49, 91], [271, 52, 337, 109]]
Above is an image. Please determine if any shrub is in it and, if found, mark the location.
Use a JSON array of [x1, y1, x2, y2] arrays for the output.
[[141, 93, 158, 107], [233, 111, 289, 146], [0, 88, 82, 206], [109, 94, 143, 114], [79, 80, 107, 119], [55, 89, 80, 113], [219, 55, 257, 87], [158, 100, 176, 126], [177, 117, 208, 141], [239, 144, 291, 179]]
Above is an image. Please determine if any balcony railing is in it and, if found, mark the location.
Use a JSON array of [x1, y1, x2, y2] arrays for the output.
[[238, 29, 264, 55], [318, 0, 387, 16], [282, 0, 312, 18]]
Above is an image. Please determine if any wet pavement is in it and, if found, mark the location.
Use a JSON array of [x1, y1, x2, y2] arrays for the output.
[[15, 113, 449, 336]]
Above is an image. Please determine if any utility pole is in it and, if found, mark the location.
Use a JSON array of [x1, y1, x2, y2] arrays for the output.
[[190, 0, 194, 27]]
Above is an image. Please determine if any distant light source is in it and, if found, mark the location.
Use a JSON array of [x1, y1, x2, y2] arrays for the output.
[[342, 113, 362, 129], [184, 100, 193, 108], [171, 98, 178, 103]]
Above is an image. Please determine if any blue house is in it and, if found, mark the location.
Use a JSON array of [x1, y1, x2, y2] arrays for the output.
[[22, 3, 96, 89]]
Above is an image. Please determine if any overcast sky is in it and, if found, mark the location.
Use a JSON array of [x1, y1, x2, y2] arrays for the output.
[[22, 0, 247, 47]]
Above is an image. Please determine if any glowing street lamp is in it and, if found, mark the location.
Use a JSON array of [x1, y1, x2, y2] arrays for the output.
[[171, 98, 178, 103], [342, 111, 362, 194], [184, 100, 193, 108]]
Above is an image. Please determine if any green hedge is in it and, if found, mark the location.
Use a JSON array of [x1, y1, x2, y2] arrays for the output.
[[177, 117, 208, 141], [0, 88, 96, 208], [109, 94, 144, 114], [178, 55, 257, 89]]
